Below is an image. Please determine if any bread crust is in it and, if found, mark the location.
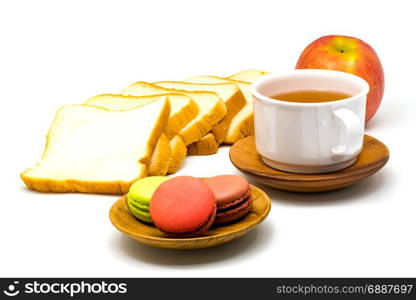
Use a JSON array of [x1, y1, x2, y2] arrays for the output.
[[148, 133, 172, 176], [167, 135, 187, 174], [227, 69, 270, 83], [187, 133, 218, 156]]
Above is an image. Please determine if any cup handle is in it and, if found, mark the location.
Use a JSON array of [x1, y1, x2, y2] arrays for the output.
[[331, 108, 362, 160]]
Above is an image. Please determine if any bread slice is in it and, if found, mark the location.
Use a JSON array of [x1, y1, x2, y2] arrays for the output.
[[84, 93, 197, 175], [121, 82, 226, 145], [187, 138, 218, 156], [21, 97, 170, 194], [148, 133, 172, 176], [85, 93, 198, 139], [167, 135, 187, 174], [184, 76, 254, 143], [187, 133, 218, 155], [154, 81, 246, 144], [86, 94, 172, 176], [228, 69, 270, 82]]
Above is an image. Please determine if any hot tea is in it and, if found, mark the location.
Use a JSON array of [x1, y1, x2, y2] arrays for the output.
[[271, 90, 352, 103]]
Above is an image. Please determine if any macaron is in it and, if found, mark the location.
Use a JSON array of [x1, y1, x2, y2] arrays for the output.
[[150, 176, 217, 237], [127, 176, 169, 223], [204, 175, 252, 224]]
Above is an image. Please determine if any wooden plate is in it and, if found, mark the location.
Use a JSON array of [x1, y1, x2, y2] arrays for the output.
[[109, 184, 271, 250], [230, 135, 389, 193]]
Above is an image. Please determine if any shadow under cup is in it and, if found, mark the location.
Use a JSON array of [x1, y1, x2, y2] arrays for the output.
[[251, 69, 369, 174]]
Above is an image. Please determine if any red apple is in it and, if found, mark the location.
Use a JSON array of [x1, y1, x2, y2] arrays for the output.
[[296, 35, 384, 123]]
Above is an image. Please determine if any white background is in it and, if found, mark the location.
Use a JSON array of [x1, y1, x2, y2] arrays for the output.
[[1, 0, 415, 277]]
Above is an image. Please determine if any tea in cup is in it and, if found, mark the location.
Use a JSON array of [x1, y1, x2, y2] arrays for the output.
[[251, 69, 369, 174]]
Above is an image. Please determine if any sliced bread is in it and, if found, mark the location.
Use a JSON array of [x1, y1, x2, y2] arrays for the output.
[[21, 97, 170, 194], [85, 93, 198, 139], [187, 133, 219, 156], [84, 93, 197, 175], [148, 133, 172, 176], [184, 76, 254, 143], [121, 82, 226, 145], [167, 135, 187, 174], [154, 81, 246, 144], [228, 69, 270, 82]]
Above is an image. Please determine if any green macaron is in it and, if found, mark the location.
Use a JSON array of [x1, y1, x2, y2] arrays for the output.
[[127, 176, 169, 223]]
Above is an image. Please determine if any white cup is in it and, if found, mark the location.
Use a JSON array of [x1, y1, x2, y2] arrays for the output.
[[251, 69, 369, 174]]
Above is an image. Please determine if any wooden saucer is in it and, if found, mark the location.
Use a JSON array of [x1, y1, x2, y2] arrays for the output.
[[230, 135, 389, 193], [109, 184, 271, 250]]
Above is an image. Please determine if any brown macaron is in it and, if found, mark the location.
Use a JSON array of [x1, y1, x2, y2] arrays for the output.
[[204, 175, 252, 224]]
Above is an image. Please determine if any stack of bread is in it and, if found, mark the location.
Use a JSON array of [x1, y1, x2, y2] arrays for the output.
[[21, 69, 269, 194]]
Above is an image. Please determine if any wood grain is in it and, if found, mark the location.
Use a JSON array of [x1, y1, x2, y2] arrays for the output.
[[109, 184, 271, 250], [229, 135, 389, 193]]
